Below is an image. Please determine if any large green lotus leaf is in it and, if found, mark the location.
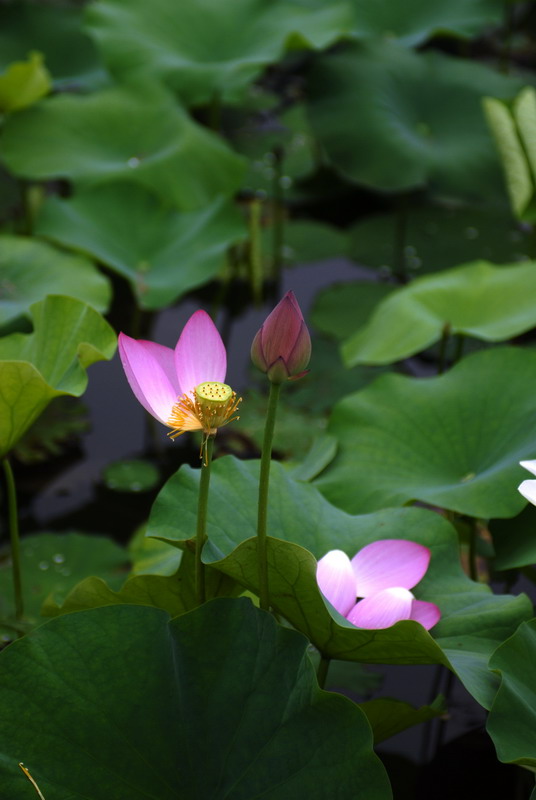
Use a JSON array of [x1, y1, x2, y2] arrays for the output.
[[316, 347, 536, 519], [129, 524, 182, 576], [210, 538, 529, 709], [283, 219, 348, 264], [44, 548, 239, 619], [487, 619, 536, 768], [41, 573, 190, 620], [147, 456, 531, 697], [36, 184, 246, 309], [307, 41, 523, 196], [491, 505, 536, 571], [0, 295, 116, 457], [0, 532, 128, 641], [0, 3, 107, 91], [349, 0, 502, 47], [342, 260, 536, 366], [311, 281, 396, 341], [85, 0, 354, 106], [0, 234, 111, 325], [0, 83, 246, 210], [347, 205, 532, 275], [283, 336, 389, 416], [289, 432, 338, 482], [0, 600, 392, 799], [0, 52, 50, 113], [360, 696, 446, 744]]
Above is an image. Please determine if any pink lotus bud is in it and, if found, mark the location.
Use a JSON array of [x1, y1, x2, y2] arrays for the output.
[[251, 291, 311, 383]]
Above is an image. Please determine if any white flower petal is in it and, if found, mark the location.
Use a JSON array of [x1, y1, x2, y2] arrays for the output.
[[316, 550, 356, 616]]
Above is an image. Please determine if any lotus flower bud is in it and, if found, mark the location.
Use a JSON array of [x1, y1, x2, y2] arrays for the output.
[[251, 291, 311, 383]]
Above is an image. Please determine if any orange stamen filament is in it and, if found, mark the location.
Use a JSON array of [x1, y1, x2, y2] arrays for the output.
[[167, 382, 241, 464]]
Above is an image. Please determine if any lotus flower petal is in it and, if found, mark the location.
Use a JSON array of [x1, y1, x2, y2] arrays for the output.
[[351, 539, 431, 596], [518, 479, 536, 506], [347, 587, 414, 629], [174, 310, 226, 396], [251, 291, 311, 382], [316, 550, 356, 616], [410, 599, 441, 630], [118, 334, 179, 424], [520, 459, 536, 477]]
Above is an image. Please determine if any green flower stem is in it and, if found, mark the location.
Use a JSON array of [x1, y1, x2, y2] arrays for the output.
[[195, 435, 214, 606], [316, 654, 331, 689], [257, 381, 281, 611], [2, 457, 24, 622]]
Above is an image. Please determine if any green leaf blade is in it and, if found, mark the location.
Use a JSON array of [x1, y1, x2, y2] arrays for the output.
[[0, 600, 392, 799]]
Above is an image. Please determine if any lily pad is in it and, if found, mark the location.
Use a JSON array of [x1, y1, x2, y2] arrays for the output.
[[316, 347, 536, 519], [36, 184, 246, 308], [283, 219, 349, 265], [0, 52, 50, 113], [128, 524, 181, 576], [349, 0, 503, 48], [342, 260, 536, 366], [0, 532, 129, 641], [312, 281, 396, 341], [283, 335, 389, 415], [102, 459, 159, 492], [146, 456, 531, 703], [41, 573, 190, 620], [0, 295, 116, 457], [86, 0, 354, 106], [45, 542, 240, 620], [209, 539, 529, 708], [346, 205, 532, 275], [307, 41, 523, 197], [289, 432, 338, 481], [0, 2, 107, 90], [0, 82, 246, 210], [487, 619, 536, 768], [0, 234, 111, 326], [360, 696, 446, 744], [0, 600, 392, 799]]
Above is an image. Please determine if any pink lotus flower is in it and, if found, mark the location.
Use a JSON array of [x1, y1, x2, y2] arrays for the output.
[[316, 540, 441, 630], [518, 460, 536, 505], [251, 290, 311, 383], [118, 310, 241, 444]]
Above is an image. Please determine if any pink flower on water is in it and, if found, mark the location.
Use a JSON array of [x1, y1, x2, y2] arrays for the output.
[[251, 290, 311, 383], [118, 310, 241, 447], [316, 540, 441, 630], [518, 460, 536, 506]]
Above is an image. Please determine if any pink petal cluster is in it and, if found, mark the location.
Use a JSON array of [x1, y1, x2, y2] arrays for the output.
[[518, 460, 536, 506], [316, 540, 441, 630], [118, 310, 226, 427], [251, 290, 311, 383]]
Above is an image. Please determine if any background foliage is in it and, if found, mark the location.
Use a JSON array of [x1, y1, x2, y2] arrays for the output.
[[1, 0, 536, 797]]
